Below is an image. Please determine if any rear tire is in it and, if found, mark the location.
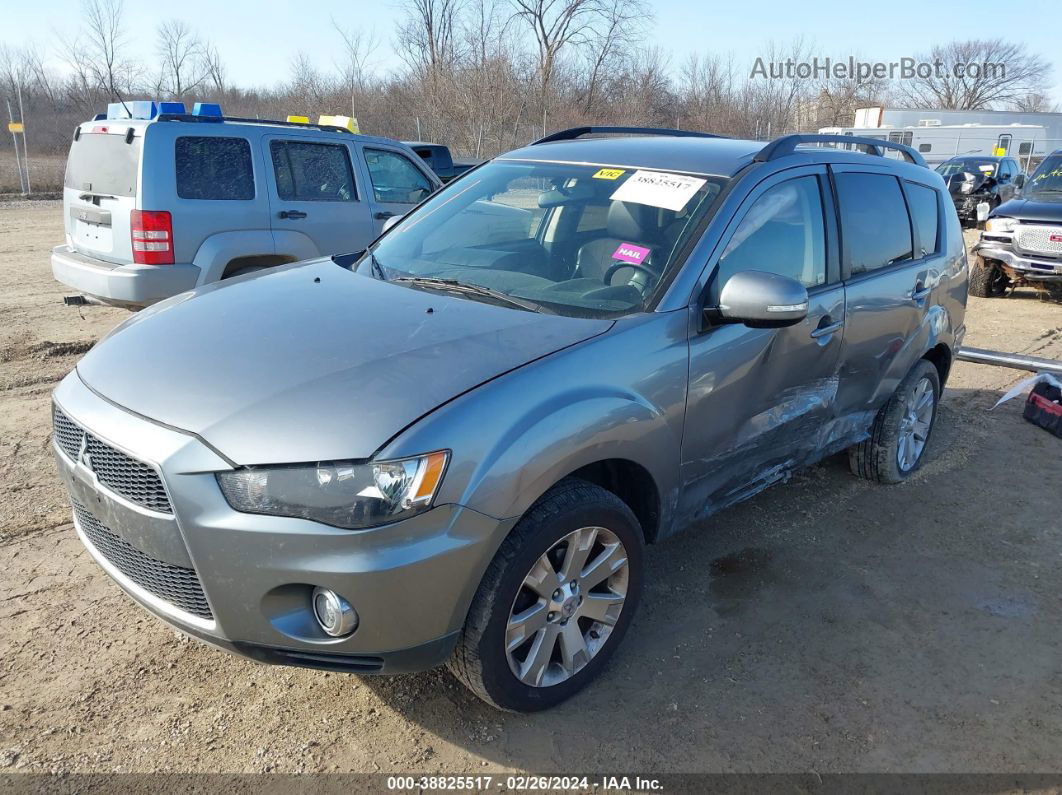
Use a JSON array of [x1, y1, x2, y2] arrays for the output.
[[447, 478, 644, 712], [848, 360, 941, 484], [969, 256, 1009, 298]]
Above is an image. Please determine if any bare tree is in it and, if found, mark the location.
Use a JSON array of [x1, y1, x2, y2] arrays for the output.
[[201, 41, 226, 95], [1008, 91, 1058, 114], [896, 39, 1051, 110], [82, 0, 137, 98], [157, 20, 211, 100], [578, 0, 645, 114], [331, 18, 379, 118], [396, 0, 463, 75]]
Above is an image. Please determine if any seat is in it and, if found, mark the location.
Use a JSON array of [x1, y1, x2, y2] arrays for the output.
[[576, 201, 669, 282]]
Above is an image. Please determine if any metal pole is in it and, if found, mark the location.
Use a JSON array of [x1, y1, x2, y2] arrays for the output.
[[957, 346, 1062, 376], [15, 82, 30, 194], [5, 98, 27, 195]]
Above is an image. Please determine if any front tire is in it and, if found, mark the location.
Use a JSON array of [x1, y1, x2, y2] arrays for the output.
[[447, 478, 644, 712], [969, 256, 1009, 297], [848, 360, 941, 484]]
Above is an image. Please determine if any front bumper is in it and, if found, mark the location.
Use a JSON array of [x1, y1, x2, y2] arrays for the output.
[[52, 370, 512, 674], [973, 242, 1062, 283], [51, 245, 200, 309], [950, 194, 989, 222]]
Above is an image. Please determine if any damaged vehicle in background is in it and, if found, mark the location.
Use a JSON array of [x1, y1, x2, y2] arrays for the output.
[[972, 149, 1062, 298], [935, 154, 1024, 228], [52, 128, 967, 712]]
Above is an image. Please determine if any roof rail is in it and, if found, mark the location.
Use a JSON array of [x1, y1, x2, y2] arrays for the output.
[[532, 126, 725, 145], [755, 134, 927, 167], [155, 113, 351, 135]]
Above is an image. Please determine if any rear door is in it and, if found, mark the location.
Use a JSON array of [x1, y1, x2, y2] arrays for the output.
[[831, 166, 940, 418], [354, 144, 437, 235], [63, 123, 142, 264], [261, 134, 374, 256]]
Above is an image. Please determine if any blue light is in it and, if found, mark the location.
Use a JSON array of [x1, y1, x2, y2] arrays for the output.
[[192, 103, 223, 118], [158, 101, 186, 115]]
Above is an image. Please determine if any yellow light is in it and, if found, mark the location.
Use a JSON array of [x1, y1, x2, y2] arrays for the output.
[[286, 115, 309, 124], [318, 115, 360, 133], [414, 451, 449, 501]]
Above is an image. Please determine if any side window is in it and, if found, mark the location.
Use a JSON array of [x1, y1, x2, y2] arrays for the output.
[[364, 149, 433, 205], [270, 141, 357, 202], [905, 182, 940, 257], [175, 136, 254, 200], [834, 173, 913, 275], [716, 175, 827, 290], [918, 143, 932, 153]]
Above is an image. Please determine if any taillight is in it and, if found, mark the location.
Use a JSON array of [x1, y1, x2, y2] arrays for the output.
[[130, 210, 174, 265]]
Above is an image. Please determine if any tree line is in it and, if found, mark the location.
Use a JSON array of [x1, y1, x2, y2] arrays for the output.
[[0, 0, 1055, 165]]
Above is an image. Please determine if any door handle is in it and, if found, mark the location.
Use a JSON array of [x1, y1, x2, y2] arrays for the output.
[[810, 319, 844, 339], [278, 210, 307, 220], [910, 283, 931, 301], [374, 211, 396, 220]]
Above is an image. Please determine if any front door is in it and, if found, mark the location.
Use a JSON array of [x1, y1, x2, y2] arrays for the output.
[[679, 167, 846, 523], [262, 134, 374, 257]]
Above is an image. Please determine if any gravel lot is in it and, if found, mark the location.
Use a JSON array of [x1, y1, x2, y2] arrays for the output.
[[0, 202, 1060, 776]]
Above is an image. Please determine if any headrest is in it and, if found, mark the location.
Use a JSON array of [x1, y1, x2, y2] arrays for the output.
[[607, 201, 666, 241]]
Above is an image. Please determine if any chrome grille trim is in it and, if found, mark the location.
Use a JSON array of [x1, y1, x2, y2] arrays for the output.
[[1015, 224, 1062, 257], [52, 404, 173, 514], [73, 500, 214, 624]]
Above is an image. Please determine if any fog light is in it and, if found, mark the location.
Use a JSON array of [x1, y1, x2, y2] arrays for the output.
[[312, 587, 358, 637]]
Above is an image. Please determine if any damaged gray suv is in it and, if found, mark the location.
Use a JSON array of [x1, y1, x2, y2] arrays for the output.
[[53, 127, 967, 711]]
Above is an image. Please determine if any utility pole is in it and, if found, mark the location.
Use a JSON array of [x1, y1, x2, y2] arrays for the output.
[[5, 98, 27, 195], [15, 82, 30, 194]]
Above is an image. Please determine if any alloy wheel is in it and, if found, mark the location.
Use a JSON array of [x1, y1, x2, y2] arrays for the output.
[[504, 526, 629, 688], [897, 376, 935, 472]]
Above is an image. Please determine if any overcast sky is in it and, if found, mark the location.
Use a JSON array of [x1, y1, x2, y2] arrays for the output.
[[6, 0, 1061, 106]]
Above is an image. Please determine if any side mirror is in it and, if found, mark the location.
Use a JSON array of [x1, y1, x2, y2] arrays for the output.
[[1015, 174, 1026, 189], [383, 214, 404, 233], [710, 270, 809, 329]]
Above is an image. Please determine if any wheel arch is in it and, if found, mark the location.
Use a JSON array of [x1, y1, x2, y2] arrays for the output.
[[922, 342, 953, 388]]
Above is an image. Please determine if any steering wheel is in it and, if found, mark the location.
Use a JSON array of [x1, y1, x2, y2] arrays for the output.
[[603, 260, 658, 288]]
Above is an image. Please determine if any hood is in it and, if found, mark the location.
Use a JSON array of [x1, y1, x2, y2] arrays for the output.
[[77, 260, 611, 464], [993, 196, 1062, 224]]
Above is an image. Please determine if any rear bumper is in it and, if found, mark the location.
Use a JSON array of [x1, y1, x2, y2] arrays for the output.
[[973, 243, 1062, 283], [51, 245, 200, 308]]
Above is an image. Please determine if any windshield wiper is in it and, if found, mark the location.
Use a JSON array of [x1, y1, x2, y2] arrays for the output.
[[367, 249, 388, 280], [392, 277, 551, 314]]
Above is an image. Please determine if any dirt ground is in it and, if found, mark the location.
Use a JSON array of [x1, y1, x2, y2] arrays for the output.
[[0, 202, 1060, 777]]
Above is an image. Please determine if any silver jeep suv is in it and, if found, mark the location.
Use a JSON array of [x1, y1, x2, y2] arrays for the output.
[[53, 128, 967, 711]]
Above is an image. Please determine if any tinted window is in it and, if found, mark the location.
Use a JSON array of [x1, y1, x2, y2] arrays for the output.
[[835, 173, 913, 274], [905, 183, 940, 257], [64, 132, 142, 197], [918, 143, 932, 152], [364, 149, 433, 204], [270, 141, 356, 202], [175, 136, 254, 200], [716, 176, 826, 289]]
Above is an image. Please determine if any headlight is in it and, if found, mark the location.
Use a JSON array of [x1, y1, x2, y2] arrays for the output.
[[217, 451, 449, 529], [985, 217, 1017, 233]]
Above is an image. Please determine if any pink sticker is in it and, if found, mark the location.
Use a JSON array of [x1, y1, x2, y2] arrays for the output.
[[612, 242, 650, 265]]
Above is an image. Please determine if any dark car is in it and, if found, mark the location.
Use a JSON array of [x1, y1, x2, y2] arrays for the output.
[[403, 141, 480, 183], [971, 150, 1062, 297], [935, 155, 1025, 227]]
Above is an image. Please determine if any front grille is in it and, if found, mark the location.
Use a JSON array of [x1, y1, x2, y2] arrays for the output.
[[53, 405, 172, 514], [73, 500, 213, 621], [1016, 224, 1062, 257]]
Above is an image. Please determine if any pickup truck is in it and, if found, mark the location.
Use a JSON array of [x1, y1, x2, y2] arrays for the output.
[[403, 142, 480, 183]]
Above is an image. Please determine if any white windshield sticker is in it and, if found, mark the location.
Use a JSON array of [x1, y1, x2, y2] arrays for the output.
[[609, 170, 707, 212], [979, 165, 995, 172]]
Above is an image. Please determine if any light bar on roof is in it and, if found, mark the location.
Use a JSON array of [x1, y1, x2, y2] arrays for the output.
[[192, 102, 223, 118], [318, 115, 360, 133]]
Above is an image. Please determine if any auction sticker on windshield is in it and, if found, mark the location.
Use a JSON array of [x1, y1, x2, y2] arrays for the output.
[[610, 170, 707, 211]]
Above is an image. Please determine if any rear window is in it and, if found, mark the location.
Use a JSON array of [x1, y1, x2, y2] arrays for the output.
[[835, 173, 913, 274], [64, 132, 142, 197], [175, 136, 254, 200]]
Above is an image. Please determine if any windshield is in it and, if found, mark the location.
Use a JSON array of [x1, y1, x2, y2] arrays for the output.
[[1025, 154, 1062, 198], [935, 158, 998, 178], [362, 160, 727, 318]]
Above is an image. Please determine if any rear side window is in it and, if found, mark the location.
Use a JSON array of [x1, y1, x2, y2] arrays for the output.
[[64, 133, 142, 197], [835, 173, 913, 275], [175, 136, 254, 200], [904, 183, 940, 257], [270, 141, 357, 202]]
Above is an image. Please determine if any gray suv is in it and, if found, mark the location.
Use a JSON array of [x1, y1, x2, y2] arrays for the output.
[[52, 128, 967, 711]]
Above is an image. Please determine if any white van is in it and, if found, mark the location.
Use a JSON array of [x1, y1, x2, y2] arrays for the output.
[[53, 102, 442, 308]]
